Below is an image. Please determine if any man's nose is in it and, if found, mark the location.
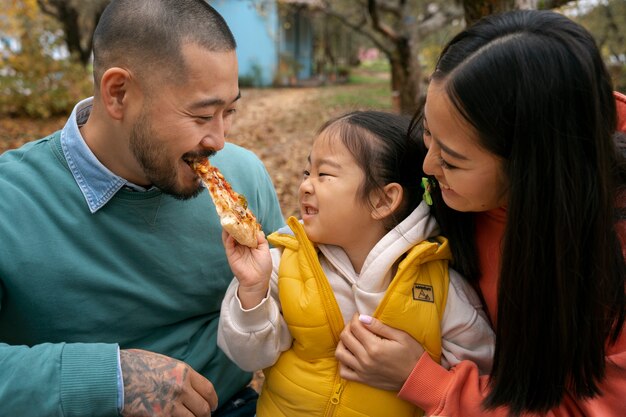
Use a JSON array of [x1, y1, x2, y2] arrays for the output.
[[200, 118, 226, 151]]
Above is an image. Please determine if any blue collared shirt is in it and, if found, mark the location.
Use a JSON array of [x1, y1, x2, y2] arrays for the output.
[[60, 97, 152, 214], [60, 97, 135, 411]]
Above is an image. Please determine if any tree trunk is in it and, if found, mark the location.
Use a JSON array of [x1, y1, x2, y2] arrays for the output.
[[58, 4, 91, 66], [389, 39, 422, 116], [463, 0, 516, 26], [37, 0, 109, 67]]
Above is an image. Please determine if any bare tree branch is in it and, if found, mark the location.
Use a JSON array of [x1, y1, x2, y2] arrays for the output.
[[538, 0, 572, 9], [374, 0, 402, 17], [417, 3, 464, 38], [368, 0, 400, 42], [312, 2, 393, 55], [36, 0, 56, 16]]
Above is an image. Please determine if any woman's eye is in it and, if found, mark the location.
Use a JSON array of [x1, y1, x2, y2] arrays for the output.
[[303, 170, 310, 177], [439, 156, 456, 170]]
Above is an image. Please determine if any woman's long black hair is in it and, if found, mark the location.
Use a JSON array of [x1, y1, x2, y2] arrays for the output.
[[414, 9, 626, 415]]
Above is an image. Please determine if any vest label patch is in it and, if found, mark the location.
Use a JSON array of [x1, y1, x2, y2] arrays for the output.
[[413, 284, 434, 303]]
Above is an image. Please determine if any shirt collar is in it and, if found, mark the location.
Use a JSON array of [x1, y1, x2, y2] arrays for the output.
[[60, 97, 152, 213]]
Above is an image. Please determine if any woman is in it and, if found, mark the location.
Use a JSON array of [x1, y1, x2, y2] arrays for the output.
[[335, 10, 626, 416]]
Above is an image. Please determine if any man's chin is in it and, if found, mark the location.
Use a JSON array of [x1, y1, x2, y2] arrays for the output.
[[161, 183, 204, 201]]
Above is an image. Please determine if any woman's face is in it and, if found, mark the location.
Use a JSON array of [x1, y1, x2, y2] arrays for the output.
[[422, 81, 509, 212]]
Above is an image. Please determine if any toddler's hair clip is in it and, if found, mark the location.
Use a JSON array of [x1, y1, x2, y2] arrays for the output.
[[421, 177, 435, 206]]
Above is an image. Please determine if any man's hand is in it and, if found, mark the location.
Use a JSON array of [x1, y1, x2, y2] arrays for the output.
[[335, 314, 425, 391], [120, 349, 218, 417]]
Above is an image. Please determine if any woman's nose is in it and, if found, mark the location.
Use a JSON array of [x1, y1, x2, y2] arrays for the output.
[[423, 148, 439, 176]]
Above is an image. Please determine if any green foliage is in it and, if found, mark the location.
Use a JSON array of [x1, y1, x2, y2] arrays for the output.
[[321, 80, 392, 111], [347, 73, 385, 85], [0, 53, 93, 118], [0, 1, 93, 118], [358, 58, 390, 73]]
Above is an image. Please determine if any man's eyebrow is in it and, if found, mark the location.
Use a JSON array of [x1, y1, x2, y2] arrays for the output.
[[189, 91, 241, 110], [424, 115, 469, 161]]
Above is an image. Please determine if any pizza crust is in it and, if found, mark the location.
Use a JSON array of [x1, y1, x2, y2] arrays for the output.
[[221, 215, 259, 248], [190, 158, 261, 248]]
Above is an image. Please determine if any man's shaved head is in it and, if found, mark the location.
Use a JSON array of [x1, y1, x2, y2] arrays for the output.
[[92, 0, 236, 89]]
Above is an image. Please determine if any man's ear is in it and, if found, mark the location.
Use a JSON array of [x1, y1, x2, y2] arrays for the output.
[[99, 67, 132, 120], [371, 183, 403, 220]]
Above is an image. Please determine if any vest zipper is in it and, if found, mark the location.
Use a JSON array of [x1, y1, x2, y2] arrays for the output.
[[324, 380, 345, 417]]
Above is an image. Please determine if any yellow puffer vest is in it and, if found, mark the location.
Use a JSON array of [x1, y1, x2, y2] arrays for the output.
[[258, 217, 451, 417]]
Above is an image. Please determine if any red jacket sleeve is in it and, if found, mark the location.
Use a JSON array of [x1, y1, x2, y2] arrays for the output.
[[399, 340, 626, 417]]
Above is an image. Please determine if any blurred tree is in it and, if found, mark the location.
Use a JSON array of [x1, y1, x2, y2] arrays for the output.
[[4, 0, 623, 118], [565, 0, 626, 91], [0, 0, 93, 117], [302, 0, 616, 114], [462, 0, 514, 26], [309, 0, 464, 114], [36, 0, 110, 66], [461, 0, 575, 30]]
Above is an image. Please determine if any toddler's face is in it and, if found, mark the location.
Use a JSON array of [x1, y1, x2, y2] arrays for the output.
[[298, 132, 379, 249]]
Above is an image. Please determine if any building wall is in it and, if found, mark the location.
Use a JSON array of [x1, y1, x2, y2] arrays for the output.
[[211, 0, 278, 86], [278, 6, 313, 81]]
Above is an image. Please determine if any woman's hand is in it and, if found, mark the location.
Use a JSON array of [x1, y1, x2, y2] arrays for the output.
[[335, 314, 425, 391], [222, 230, 272, 309]]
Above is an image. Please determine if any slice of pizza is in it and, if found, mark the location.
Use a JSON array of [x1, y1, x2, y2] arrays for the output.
[[191, 158, 261, 248]]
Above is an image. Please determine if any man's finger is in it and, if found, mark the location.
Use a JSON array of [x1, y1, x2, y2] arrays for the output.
[[189, 371, 219, 413]]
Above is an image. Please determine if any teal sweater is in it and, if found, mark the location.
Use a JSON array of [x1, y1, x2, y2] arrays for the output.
[[0, 132, 285, 416]]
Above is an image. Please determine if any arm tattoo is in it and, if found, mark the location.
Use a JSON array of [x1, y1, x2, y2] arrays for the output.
[[120, 349, 189, 416]]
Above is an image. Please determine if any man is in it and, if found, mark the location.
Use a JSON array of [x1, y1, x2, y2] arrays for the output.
[[0, 1, 284, 416]]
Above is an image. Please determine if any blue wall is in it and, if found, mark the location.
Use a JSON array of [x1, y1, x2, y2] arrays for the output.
[[278, 7, 313, 80], [211, 0, 278, 86]]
